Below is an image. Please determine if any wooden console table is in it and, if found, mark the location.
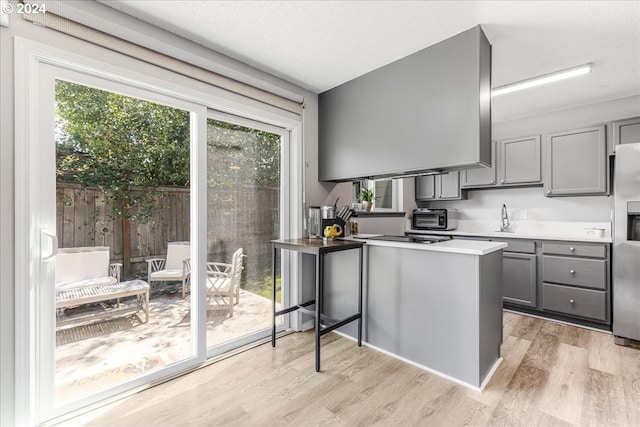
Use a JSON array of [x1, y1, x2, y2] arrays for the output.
[[271, 238, 364, 372]]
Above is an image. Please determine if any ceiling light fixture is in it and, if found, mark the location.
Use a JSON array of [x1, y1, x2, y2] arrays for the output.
[[491, 63, 592, 97]]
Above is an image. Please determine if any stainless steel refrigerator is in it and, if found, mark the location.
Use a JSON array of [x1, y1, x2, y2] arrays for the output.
[[613, 142, 640, 345]]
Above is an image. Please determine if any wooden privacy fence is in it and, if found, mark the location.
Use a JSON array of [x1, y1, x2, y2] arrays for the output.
[[56, 183, 279, 288]]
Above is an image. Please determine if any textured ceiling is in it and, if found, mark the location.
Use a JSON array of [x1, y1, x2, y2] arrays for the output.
[[101, 0, 640, 122]]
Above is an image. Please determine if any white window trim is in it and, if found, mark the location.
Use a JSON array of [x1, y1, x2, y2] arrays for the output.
[[362, 179, 403, 212], [14, 36, 303, 425]]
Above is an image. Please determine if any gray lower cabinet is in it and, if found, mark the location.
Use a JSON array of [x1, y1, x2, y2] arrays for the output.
[[454, 235, 611, 328], [498, 239, 537, 308], [541, 284, 607, 322], [456, 237, 537, 308], [544, 125, 608, 196], [541, 241, 610, 325], [503, 252, 537, 307], [415, 171, 463, 201], [613, 117, 640, 152]]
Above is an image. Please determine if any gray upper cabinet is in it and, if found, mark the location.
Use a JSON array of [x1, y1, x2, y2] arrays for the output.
[[318, 26, 491, 182], [545, 125, 608, 197], [416, 172, 463, 201], [462, 136, 542, 188], [462, 140, 497, 187], [499, 135, 542, 185], [437, 172, 462, 199], [613, 117, 640, 152], [415, 175, 436, 200]]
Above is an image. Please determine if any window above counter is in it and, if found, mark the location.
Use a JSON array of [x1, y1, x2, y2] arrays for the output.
[[353, 178, 403, 213]]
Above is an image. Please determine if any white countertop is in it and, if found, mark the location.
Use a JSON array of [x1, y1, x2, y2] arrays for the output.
[[343, 235, 507, 255], [406, 220, 613, 243]]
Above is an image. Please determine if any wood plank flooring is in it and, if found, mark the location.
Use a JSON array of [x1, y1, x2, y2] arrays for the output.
[[58, 312, 640, 427]]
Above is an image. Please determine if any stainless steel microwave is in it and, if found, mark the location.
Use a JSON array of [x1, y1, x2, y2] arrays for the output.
[[412, 208, 458, 230]]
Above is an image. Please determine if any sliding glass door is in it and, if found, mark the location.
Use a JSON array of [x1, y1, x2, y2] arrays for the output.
[[34, 64, 206, 420], [205, 112, 289, 356], [17, 38, 300, 425]]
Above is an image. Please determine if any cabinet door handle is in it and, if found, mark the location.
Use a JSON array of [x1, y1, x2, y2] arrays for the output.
[[501, 179, 505, 183], [547, 190, 552, 195], [569, 247, 575, 251], [570, 269, 576, 274], [569, 299, 575, 304]]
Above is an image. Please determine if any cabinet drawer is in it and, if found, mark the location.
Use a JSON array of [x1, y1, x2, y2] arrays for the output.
[[497, 240, 536, 254], [542, 242, 606, 258], [542, 283, 607, 322], [542, 255, 606, 289]]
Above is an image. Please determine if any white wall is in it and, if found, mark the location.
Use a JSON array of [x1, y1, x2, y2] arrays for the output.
[[426, 186, 613, 222], [493, 95, 640, 141], [422, 95, 640, 224], [0, 5, 321, 425], [0, 12, 17, 426]]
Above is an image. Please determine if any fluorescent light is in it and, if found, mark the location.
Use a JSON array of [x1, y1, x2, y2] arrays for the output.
[[491, 63, 592, 97]]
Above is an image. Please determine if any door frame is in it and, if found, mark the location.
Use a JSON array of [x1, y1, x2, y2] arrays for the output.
[[14, 36, 303, 425]]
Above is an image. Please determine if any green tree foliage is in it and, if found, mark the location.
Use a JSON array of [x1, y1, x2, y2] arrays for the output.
[[206, 119, 280, 189], [55, 80, 282, 225], [55, 80, 190, 222]]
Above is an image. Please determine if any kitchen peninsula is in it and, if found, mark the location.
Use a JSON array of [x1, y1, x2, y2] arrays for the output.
[[319, 237, 506, 390]]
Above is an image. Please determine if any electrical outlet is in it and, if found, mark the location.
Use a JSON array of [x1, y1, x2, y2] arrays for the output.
[[521, 209, 528, 220]]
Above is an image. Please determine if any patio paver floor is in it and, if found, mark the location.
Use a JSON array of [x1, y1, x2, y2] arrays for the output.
[[55, 286, 280, 403]]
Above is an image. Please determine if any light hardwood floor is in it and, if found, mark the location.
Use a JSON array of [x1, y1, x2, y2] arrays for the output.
[[60, 312, 640, 427]]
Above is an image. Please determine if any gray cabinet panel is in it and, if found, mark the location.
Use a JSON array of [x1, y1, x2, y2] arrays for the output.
[[437, 171, 461, 199], [463, 140, 497, 187], [542, 242, 606, 258], [542, 255, 606, 290], [415, 175, 435, 200], [499, 135, 542, 185], [366, 245, 502, 387], [415, 172, 463, 201], [542, 283, 607, 322], [613, 117, 640, 150], [503, 252, 537, 307], [545, 125, 607, 196], [497, 239, 536, 254], [318, 26, 491, 182]]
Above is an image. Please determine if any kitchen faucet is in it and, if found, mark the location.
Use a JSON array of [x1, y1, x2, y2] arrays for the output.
[[500, 204, 510, 232]]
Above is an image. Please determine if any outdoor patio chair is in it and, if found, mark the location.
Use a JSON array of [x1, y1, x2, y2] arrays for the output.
[[146, 241, 191, 297], [206, 248, 244, 316]]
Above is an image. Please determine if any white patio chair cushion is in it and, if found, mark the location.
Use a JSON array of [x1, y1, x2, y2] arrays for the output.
[[164, 243, 191, 270], [56, 276, 118, 291], [149, 269, 186, 281], [55, 247, 111, 284]]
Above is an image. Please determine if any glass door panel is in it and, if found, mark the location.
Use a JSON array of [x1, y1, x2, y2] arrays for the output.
[[52, 78, 194, 404], [206, 116, 286, 353]]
